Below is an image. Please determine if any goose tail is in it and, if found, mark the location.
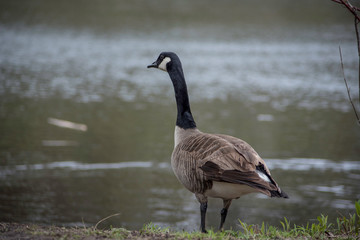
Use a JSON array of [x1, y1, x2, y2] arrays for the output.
[[270, 188, 289, 198]]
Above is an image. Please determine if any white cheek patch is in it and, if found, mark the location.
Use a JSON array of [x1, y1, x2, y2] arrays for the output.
[[158, 57, 171, 71]]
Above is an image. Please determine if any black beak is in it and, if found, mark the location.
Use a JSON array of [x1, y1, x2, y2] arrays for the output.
[[147, 61, 158, 69]]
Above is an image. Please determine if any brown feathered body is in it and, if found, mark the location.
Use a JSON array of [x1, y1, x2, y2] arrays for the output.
[[172, 127, 287, 201]]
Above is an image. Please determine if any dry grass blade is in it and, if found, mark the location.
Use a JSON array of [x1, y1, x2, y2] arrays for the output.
[[95, 213, 121, 229]]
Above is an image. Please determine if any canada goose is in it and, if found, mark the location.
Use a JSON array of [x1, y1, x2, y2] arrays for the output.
[[147, 52, 288, 233]]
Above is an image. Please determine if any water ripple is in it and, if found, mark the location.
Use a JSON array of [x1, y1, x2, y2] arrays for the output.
[[1, 158, 359, 179], [265, 158, 360, 172]]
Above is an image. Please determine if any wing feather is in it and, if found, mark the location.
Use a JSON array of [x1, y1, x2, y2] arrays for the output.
[[173, 132, 288, 198]]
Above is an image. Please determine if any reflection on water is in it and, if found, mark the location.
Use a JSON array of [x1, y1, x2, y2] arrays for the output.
[[1, 161, 155, 174], [2, 158, 359, 175], [0, 25, 357, 109], [42, 140, 79, 147], [265, 158, 360, 172], [47, 118, 87, 132], [0, 0, 359, 232]]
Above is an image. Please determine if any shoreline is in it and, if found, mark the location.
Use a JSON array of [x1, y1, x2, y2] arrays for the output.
[[1, 220, 358, 240]]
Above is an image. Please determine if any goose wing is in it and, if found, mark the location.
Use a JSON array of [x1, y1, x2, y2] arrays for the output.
[[191, 133, 287, 198]]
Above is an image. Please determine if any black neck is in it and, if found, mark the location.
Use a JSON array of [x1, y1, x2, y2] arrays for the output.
[[168, 65, 197, 129]]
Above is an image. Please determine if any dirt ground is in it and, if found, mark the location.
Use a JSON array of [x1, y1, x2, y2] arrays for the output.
[[0, 222, 169, 240]]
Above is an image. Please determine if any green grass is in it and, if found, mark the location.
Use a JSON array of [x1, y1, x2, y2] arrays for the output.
[[139, 200, 360, 239]]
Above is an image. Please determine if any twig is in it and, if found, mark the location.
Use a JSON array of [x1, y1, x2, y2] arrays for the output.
[[331, 0, 360, 125], [331, 0, 360, 18], [355, 17, 360, 101], [94, 212, 122, 229], [339, 46, 360, 125]]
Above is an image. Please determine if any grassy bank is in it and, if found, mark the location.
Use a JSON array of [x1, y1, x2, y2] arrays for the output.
[[1, 201, 359, 239]]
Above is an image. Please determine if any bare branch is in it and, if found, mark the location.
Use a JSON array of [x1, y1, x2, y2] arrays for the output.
[[339, 46, 360, 125], [332, 0, 360, 125], [331, 0, 360, 14], [355, 18, 360, 100]]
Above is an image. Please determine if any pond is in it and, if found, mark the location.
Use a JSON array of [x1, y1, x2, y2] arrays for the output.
[[0, 0, 359, 232]]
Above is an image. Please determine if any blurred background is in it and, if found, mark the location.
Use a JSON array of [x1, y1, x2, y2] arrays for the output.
[[0, 0, 359, 231]]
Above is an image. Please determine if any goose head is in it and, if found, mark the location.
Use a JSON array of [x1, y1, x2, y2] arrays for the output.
[[147, 52, 180, 72]]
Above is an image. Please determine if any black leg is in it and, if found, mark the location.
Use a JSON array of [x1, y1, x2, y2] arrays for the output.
[[219, 208, 228, 230], [219, 199, 232, 231], [195, 194, 208, 233], [200, 202, 208, 233]]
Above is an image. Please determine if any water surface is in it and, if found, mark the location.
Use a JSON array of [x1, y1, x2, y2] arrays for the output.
[[0, 0, 359, 231]]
